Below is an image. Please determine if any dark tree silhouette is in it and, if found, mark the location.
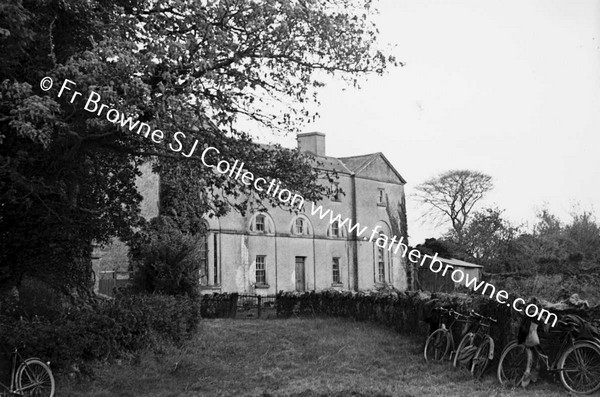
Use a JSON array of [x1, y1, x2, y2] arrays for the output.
[[414, 170, 493, 242]]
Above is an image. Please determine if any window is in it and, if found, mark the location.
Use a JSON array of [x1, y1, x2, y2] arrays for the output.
[[199, 234, 208, 286], [256, 255, 266, 284], [295, 218, 304, 235], [213, 234, 219, 285], [331, 221, 340, 237], [290, 216, 312, 236], [377, 188, 386, 206], [332, 257, 341, 284], [331, 182, 341, 202], [377, 247, 385, 283], [255, 215, 265, 232]]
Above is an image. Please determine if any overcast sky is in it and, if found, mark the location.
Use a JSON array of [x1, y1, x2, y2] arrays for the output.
[[254, 0, 600, 244]]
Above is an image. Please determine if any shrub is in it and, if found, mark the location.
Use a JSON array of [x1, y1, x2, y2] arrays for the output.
[[0, 293, 201, 373], [129, 216, 205, 297]]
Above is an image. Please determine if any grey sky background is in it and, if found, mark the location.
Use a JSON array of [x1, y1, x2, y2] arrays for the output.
[[251, 0, 600, 245]]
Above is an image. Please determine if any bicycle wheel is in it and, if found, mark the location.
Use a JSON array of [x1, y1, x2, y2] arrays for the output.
[[557, 340, 600, 394], [453, 332, 474, 368], [471, 337, 493, 379], [16, 358, 55, 397], [497, 341, 532, 387], [424, 329, 451, 362]]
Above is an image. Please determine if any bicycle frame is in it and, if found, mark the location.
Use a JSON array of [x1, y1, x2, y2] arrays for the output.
[[439, 309, 470, 358], [532, 325, 600, 374], [534, 329, 576, 371], [0, 347, 21, 393]]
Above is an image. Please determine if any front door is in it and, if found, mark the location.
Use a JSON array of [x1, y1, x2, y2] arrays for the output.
[[295, 256, 305, 292]]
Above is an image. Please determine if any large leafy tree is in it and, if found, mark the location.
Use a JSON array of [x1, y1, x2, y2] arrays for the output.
[[0, 0, 396, 296]]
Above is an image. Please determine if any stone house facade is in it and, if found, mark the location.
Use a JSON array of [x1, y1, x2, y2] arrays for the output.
[[92, 132, 410, 295], [199, 132, 410, 294]]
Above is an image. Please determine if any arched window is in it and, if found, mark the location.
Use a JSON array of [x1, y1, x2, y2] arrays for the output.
[[376, 243, 386, 283], [373, 221, 392, 284], [248, 212, 275, 234], [327, 220, 347, 238], [289, 215, 313, 236], [197, 220, 210, 286]]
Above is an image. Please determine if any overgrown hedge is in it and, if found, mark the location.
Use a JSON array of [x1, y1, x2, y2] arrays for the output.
[[200, 292, 239, 318], [0, 294, 201, 373], [274, 289, 600, 356]]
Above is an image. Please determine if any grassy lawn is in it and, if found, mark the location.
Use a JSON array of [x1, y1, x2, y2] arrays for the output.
[[62, 318, 569, 397]]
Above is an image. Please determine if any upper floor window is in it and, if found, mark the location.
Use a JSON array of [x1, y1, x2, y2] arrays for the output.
[[331, 182, 341, 202], [327, 220, 346, 238], [249, 212, 274, 234], [290, 215, 312, 236], [377, 188, 386, 206], [295, 218, 305, 234], [331, 221, 340, 237], [255, 215, 265, 232]]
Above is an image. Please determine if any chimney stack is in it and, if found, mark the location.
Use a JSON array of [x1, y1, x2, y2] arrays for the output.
[[297, 132, 326, 156]]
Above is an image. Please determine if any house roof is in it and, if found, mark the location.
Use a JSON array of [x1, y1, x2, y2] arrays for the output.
[[313, 155, 353, 174], [439, 257, 483, 269], [339, 152, 407, 184]]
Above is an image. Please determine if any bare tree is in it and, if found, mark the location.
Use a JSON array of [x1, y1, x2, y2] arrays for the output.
[[414, 170, 493, 241]]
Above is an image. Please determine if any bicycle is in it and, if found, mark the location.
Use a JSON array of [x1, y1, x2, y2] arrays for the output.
[[424, 307, 470, 362], [0, 346, 55, 397], [453, 310, 497, 379], [497, 315, 600, 394]]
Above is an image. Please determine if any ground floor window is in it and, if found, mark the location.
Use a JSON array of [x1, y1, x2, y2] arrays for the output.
[[332, 257, 341, 284], [213, 234, 219, 285], [256, 255, 266, 284], [199, 234, 208, 285], [377, 247, 385, 283]]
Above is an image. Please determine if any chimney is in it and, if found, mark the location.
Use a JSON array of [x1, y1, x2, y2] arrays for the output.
[[297, 132, 326, 156]]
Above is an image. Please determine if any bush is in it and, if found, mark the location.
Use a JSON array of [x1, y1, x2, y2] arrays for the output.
[[129, 216, 205, 297], [0, 293, 201, 373]]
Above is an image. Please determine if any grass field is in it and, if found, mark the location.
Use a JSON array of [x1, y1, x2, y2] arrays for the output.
[[62, 318, 570, 397]]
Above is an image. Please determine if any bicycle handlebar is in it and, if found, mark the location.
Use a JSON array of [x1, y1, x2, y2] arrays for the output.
[[470, 310, 497, 323], [434, 307, 469, 320]]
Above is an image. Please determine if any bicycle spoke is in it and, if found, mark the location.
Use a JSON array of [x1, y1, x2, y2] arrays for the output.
[[561, 344, 600, 393]]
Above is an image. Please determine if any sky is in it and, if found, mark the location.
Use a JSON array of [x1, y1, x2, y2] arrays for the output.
[[252, 0, 600, 244]]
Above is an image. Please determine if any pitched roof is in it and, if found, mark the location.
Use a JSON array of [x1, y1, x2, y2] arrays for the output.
[[439, 257, 483, 269], [312, 155, 353, 174], [339, 152, 407, 184]]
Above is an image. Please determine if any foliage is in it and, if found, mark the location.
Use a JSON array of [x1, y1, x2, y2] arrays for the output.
[[445, 207, 525, 273], [424, 206, 600, 280], [1, 0, 396, 295], [129, 216, 203, 297], [414, 170, 493, 242], [200, 292, 239, 318], [0, 293, 201, 372]]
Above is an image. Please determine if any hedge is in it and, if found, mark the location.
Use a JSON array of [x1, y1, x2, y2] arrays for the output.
[[200, 292, 239, 318], [274, 289, 600, 359], [0, 293, 201, 373]]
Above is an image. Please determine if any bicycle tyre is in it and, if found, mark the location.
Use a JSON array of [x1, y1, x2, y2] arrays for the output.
[[471, 336, 493, 379], [557, 340, 600, 394], [497, 341, 532, 387], [453, 332, 474, 368], [424, 328, 451, 362], [15, 358, 55, 397]]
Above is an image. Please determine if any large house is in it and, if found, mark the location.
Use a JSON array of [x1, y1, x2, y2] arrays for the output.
[[198, 132, 410, 294], [93, 132, 411, 295]]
